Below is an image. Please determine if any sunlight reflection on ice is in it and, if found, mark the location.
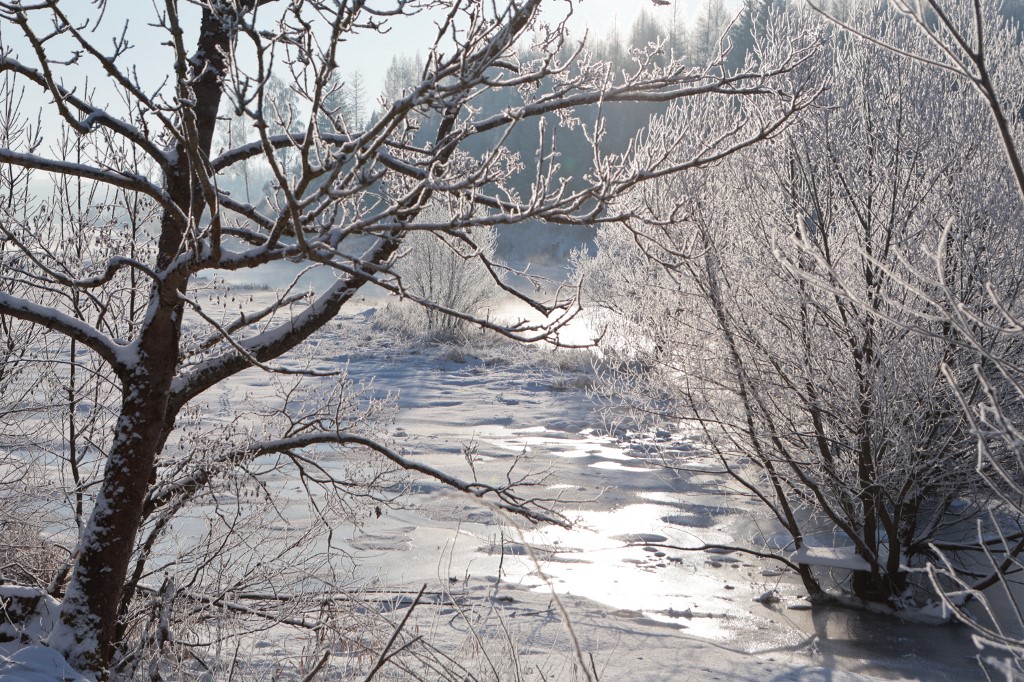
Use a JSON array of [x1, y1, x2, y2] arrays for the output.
[[483, 430, 630, 462], [500, 504, 760, 640], [588, 460, 649, 471]]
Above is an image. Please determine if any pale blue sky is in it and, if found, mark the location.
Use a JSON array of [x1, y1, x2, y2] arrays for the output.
[[7, 1, 712, 106], [3, 0, 728, 160], [332, 0, 711, 103]]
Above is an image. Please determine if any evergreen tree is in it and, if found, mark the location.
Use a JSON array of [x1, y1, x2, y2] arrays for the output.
[[629, 8, 663, 51], [691, 0, 731, 65], [346, 70, 368, 130], [599, 20, 626, 69], [317, 71, 368, 134], [725, 0, 789, 72], [263, 75, 303, 178], [380, 53, 425, 111]]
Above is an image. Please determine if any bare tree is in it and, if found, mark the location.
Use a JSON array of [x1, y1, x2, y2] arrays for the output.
[[384, 208, 502, 341], [0, 0, 817, 676], [811, 0, 1024, 675], [579, 2, 1024, 609]]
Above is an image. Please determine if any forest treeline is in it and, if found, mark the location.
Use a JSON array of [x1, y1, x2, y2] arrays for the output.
[[216, 0, 1024, 263]]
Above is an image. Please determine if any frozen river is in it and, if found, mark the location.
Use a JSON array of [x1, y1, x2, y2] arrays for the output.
[[272, 305, 990, 681]]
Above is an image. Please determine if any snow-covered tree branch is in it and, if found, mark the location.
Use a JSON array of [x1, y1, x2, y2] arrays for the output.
[[577, 0, 1024, 618], [0, 0, 819, 677]]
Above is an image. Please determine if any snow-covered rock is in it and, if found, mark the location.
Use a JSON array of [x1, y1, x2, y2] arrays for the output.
[[0, 586, 58, 646], [0, 646, 89, 681], [0, 586, 89, 680]]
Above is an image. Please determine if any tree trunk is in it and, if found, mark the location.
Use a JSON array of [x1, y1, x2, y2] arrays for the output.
[[49, 4, 234, 672], [49, 305, 181, 676], [851, 567, 908, 605]]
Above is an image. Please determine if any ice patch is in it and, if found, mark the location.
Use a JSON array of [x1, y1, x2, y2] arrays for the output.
[[791, 545, 871, 571]]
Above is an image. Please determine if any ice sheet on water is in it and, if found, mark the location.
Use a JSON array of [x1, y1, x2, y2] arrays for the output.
[[791, 545, 872, 571]]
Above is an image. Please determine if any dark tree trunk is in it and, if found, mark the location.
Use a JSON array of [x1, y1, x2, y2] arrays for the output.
[[851, 567, 909, 605], [51, 310, 181, 675], [51, 7, 235, 676]]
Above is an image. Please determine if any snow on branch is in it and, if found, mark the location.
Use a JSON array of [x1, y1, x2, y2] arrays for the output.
[[169, 276, 364, 407], [177, 291, 343, 379], [0, 55, 172, 164], [0, 147, 174, 211], [210, 132, 356, 172], [0, 292, 129, 372], [145, 432, 566, 528], [191, 291, 310, 353]]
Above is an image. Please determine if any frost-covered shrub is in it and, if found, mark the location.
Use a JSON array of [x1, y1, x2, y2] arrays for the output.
[[862, 0, 1024, 676], [578, 3, 1024, 609], [384, 217, 502, 343], [0, 489, 63, 590]]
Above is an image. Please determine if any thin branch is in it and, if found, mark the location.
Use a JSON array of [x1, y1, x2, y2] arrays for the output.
[[362, 584, 425, 682], [0, 146, 175, 211], [0, 55, 171, 164]]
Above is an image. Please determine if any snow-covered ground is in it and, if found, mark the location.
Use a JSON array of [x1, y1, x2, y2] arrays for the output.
[[0, 291, 992, 680], [246, 300, 985, 680]]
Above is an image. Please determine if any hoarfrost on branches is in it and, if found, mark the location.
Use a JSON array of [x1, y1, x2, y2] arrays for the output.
[[0, 0, 818, 677]]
